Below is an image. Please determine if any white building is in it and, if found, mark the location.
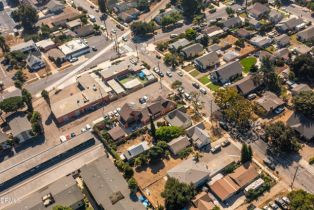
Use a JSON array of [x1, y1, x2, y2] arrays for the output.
[[58, 39, 90, 59]]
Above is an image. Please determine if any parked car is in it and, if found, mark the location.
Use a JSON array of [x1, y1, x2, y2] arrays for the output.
[[178, 87, 185, 94], [170, 34, 178, 38], [192, 82, 200, 89], [177, 71, 183, 77], [69, 57, 78, 63], [92, 46, 97, 51], [60, 135, 67, 143], [282, 197, 290, 205], [70, 132, 76, 138], [269, 202, 280, 210], [200, 87, 207, 94], [222, 139, 231, 147], [81, 127, 87, 133], [158, 72, 164, 77], [219, 121, 229, 131], [247, 93, 257, 100], [86, 124, 91, 130], [116, 24, 124, 31], [263, 158, 276, 170], [211, 145, 221, 153], [184, 92, 191, 100], [275, 198, 288, 210], [122, 36, 128, 41], [166, 71, 172, 77], [153, 67, 160, 73]]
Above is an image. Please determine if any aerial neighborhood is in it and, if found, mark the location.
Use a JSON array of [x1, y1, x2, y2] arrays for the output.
[[0, 0, 314, 209]]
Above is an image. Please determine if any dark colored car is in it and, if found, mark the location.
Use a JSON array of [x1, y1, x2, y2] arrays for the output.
[[219, 121, 229, 131], [192, 82, 200, 89]]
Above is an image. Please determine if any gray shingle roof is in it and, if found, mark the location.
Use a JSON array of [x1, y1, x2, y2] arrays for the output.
[[256, 91, 285, 112], [169, 38, 191, 50], [181, 43, 203, 57], [167, 136, 190, 155], [213, 60, 243, 82], [249, 3, 270, 18], [223, 17, 242, 28], [287, 113, 314, 140], [297, 25, 314, 41], [194, 52, 219, 68], [6, 112, 32, 138]]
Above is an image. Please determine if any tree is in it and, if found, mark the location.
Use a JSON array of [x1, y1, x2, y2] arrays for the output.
[[225, 7, 235, 16], [52, 205, 72, 210], [131, 21, 155, 36], [156, 141, 168, 150], [293, 91, 314, 119], [199, 35, 209, 47], [98, 0, 107, 13], [291, 54, 314, 83], [32, 122, 42, 134], [265, 122, 301, 152], [190, 91, 204, 117], [0, 96, 25, 113], [30, 111, 41, 123], [156, 126, 184, 142], [235, 39, 245, 48], [11, 4, 38, 31], [137, 0, 149, 11], [127, 177, 138, 193], [185, 28, 197, 40], [214, 88, 253, 130], [241, 143, 252, 163], [148, 145, 164, 161], [171, 80, 182, 89], [161, 177, 195, 210], [150, 115, 156, 140], [288, 190, 314, 210], [193, 151, 202, 162], [134, 157, 143, 167], [40, 24, 51, 39], [259, 57, 281, 94], [22, 88, 33, 112], [163, 53, 179, 69], [41, 89, 50, 106], [181, 0, 202, 18], [80, 15, 88, 24], [0, 35, 10, 53]]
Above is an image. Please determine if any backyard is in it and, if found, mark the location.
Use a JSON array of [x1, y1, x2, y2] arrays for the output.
[[240, 57, 257, 74], [198, 75, 210, 85]]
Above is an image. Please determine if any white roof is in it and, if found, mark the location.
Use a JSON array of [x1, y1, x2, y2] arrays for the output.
[[123, 78, 142, 89], [127, 141, 149, 157], [58, 39, 88, 56], [36, 39, 55, 49]]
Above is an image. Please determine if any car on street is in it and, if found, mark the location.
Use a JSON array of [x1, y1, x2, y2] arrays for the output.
[[184, 92, 191, 100], [153, 67, 160, 73], [170, 34, 178, 38], [158, 72, 164, 77], [122, 35, 128, 41], [263, 206, 272, 210], [192, 82, 200, 89], [166, 71, 172, 77], [177, 71, 183, 77], [111, 28, 117, 34], [116, 24, 124, 31], [69, 57, 78, 63], [70, 132, 76, 138], [263, 158, 276, 170], [211, 145, 221, 153], [81, 127, 87, 133], [275, 198, 288, 210], [95, 9, 99, 12], [139, 96, 149, 104], [269, 202, 280, 210], [247, 93, 257, 100], [92, 46, 97, 51], [282, 197, 290, 205], [116, 107, 121, 113], [200, 87, 207, 94], [178, 87, 184, 94], [60, 135, 67, 143], [219, 121, 229, 131], [221, 139, 231, 147], [86, 124, 91, 130]]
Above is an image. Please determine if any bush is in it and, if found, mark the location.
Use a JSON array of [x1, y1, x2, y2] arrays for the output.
[[177, 147, 193, 159], [156, 126, 184, 142], [309, 157, 314, 165]]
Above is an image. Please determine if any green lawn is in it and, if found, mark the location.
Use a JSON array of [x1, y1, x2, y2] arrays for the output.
[[240, 57, 257, 74], [198, 75, 210, 85], [207, 82, 220, 91], [190, 70, 201, 77]]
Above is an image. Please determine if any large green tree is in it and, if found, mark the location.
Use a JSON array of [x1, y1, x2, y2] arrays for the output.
[[163, 53, 179, 69], [130, 21, 155, 36], [161, 177, 195, 210], [0, 96, 25, 113], [22, 88, 33, 112], [180, 0, 202, 18], [0, 35, 10, 53], [288, 189, 314, 210], [291, 54, 314, 83], [156, 126, 184, 142], [12, 4, 38, 31], [259, 57, 281, 94], [293, 91, 314, 119], [214, 87, 253, 129], [265, 122, 301, 152], [241, 143, 252, 163], [185, 28, 197, 40]]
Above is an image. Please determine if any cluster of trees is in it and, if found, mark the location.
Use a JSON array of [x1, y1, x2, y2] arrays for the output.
[[290, 55, 314, 83], [214, 87, 253, 130], [293, 91, 314, 119], [265, 122, 301, 153], [30, 111, 43, 135], [5, 51, 27, 70], [161, 11, 182, 28], [137, 0, 150, 11], [130, 21, 155, 36], [241, 143, 253, 163], [259, 57, 281, 95], [161, 177, 195, 210], [11, 4, 38, 31], [163, 53, 180, 69], [0, 34, 10, 53], [52, 205, 72, 210], [180, 0, 203, 19], [155, 126, 184, 142], [185, 28, 197, 41], [115, 159, 134, 179], [288, 189, 314, 210]]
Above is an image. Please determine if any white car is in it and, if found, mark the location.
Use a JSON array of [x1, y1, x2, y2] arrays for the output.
[[116, 107, 121, 113], [200, 87, 207, 94], [170, 34, 178, 38], [69, 57, 78, 63], [86, 124, 91, 130], [81, 128, 87, 133], [122, 36, 128, 41], [166, 71, 172, 77], [143, 95, 149, 101], [59, 135, 67, 143]]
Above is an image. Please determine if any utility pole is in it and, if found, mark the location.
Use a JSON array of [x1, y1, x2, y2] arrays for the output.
[[291, 165, 300, 189]]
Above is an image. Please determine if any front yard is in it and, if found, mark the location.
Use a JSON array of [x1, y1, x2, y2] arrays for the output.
[[198, 75, 210, 85], [190, 69, 201, 77], [207, 82, 220, 91]]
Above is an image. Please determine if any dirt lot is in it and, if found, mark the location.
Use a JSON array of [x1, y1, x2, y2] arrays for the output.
[[233, 42, 256, 57], [144, 178, 167, 207], [223, 35, 238, 45]]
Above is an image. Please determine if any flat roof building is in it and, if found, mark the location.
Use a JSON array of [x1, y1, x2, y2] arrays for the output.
[[58, 39, 90, 59]]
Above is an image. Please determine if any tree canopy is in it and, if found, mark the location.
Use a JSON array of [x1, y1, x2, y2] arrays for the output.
[[180, 0, 202, 18], [52, 205, 72, 210], [185, 28, 197, 40], [293, 91, 314, 119], [11, 4, 38, 31], [288, 189, 314, 210], [161, 11, 182, 28], [214, 87, 253, 129], [161, 177, 195, 210], [259, 57, 281, 94], [265, 122, 301, 153], [131, 21, 155, 36], [0, 96, 25, 113], [291, 54, 314, 83], [241, 143, 252, 163], [156, 126, 184, 142]]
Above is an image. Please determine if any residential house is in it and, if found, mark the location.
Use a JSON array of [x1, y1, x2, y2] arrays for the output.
[[236, 28, 252, 39], [44, 0, 64, 14], [210, 176, 240, 202], [274, 34, 290, 48], [58, 39, 90, 59], [255, 91, 285, 115], [108, 126, 127, 143], [248, 3, 270, 20], [186, 122, 210, 149], [167, 158, 210, 187], [119, 8, 140, 23], [165, 109, 192, 129], [273, 48, 290, 61], [47, 48, 66, 63], [74, 24, 95, 37], [250, 35, 272, 48], [223, 17, 242, 29], [26, 53, 46, 71], [80, 156, 146, 210], [35, 39, 56, 52], [154, 8, 179, 25], [194, 52, 219, 71], [208, 44, 222, 53], [122, 141, 150, 160], [204, 26, 224, 38], [229, 164, 259, 188], [231, 74, 262, 96], [268, 9, 283, 24], [211, 60, 243, 84], [223, 50, 240, 62], [0, 132, 10, 150], [248, 18, 261, 30], [169, 38, 191, 51], [66, 19, 82, 30], [4, 176, 84, 210], [290, 83, 311, 95], [297, 25, 314, 42], [180, 43, 203, 59], [287, 112, 314, 141], [259, 50, 273, 60], [191, 192, 216, 210], [167, 136, 191, 155], [11, 40, 37, 53], [6, 112, 32, 143], [276, 17, 304, 33], [293, 44, 312, 55]]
